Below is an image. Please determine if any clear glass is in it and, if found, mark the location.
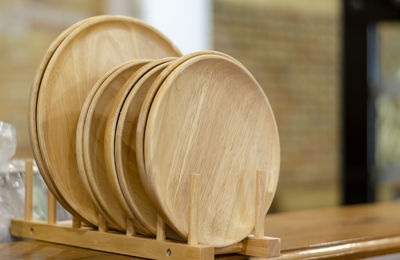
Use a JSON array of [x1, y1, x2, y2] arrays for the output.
[[0, 121, 16, 167], [0, 121, 71, 242]]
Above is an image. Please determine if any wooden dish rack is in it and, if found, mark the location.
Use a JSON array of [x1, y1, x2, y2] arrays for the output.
[[11, 159, 281, 259]]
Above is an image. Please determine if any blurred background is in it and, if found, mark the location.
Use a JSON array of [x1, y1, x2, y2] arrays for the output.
[[0, 0, 399, 213]]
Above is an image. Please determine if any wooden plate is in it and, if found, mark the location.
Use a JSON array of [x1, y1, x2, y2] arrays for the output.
[[136, 51, 231, 202], [140, 54, 280, 247], [35, 15, 181, 225], [76, 60, 151, 232], [103, 58, 175, 234], [29, 17, 98, 222], [113, 60, 175, 234]]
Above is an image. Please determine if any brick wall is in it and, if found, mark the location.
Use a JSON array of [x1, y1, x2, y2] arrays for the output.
[[214, 0, 341, 211]]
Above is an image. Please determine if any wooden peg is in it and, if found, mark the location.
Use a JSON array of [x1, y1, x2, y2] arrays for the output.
[[188, 173, 200, 246], [156, 215, 166, 240], [255, 170, 266, 238], [98, 214, 108, 232], [47, 190, 57, 224], [24, 159, 34, 221], [72, 216, 81, 229], [126, 218, 136, 236]]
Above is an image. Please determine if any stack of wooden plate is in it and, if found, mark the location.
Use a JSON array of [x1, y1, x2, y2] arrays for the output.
[[28, 15, 280, 248]]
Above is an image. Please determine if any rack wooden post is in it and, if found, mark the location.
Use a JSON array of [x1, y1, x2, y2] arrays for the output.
[[126, 218, 135, 236], [47, 190, 57, 224], [11, 160, 280, 259], [72, 216, 81, 229], [24, 159, 34, 221]]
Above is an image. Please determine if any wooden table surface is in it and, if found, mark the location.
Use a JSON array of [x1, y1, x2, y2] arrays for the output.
[[2, 202, 400, 259], [265, 201, 400, 259]]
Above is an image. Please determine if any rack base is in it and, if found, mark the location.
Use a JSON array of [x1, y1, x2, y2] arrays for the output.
[[11, 219, 280, 259], [13, 160, 280, 259]]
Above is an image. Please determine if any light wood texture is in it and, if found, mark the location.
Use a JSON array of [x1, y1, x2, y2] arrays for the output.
[[157, 215, 166, 241], [34, 15, 181, 225], [47, 190, 57, 224], [265, 202, 400, 256], [75, 62, 130, 230], [76, 60, 151, 233], [9, 202, 400, 259], [11, 171, 279, 259], [104, 59, 174, 234], [10, 217, 279, 259], [11, 219, 215, 260], [254, 170, 266, 238], [134, 51, 230, 237], [0, 241, 142, 260], [273, 237, 400, 260], [0, 240, 272, 259], [141, 53, 280, 247], [188, 174, 200, 246], [136, 51, 231, 201], [24, 159, 34, 221], [126, 218, 136, 236], [214, 243, 243, 255], [97, 214, 108, 232], [112, 60, 174, 233], [28, 18, 90, 222], [241, 236, 281, 258], [72, 216, 81, 229]]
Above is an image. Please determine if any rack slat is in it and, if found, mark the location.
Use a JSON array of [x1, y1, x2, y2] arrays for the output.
[[24, 159, 34, 221], [16, 162, 280, 259], [11, 219, 214, 260]]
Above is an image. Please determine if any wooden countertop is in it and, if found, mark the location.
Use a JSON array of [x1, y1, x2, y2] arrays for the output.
[[2, 202, 400, 259], [265, 201, 400, 259]]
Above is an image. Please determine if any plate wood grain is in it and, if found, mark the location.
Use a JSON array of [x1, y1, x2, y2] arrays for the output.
[[135, 51, 231, 197], [35, 15, 181, 225], [140, 54, 280, 247], [104, 58, 174, 234], [29, 17, 97, 222], [76, 60, 150, 232], [114, 60, 176, 234]]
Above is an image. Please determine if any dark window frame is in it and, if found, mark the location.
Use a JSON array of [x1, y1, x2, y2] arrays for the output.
[[342, 0, 400, 204]]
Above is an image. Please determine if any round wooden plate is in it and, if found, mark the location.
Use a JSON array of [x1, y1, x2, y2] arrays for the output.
[[113, 60, 174, 234], [136, 51, 231, 200], [76, 60, 151, 232], [35, 15, 181, 225], [141, 54, 280, 247], [29, 17, 98, 222], [134, 51, 238, 240], [103, 58, 175, 234]]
